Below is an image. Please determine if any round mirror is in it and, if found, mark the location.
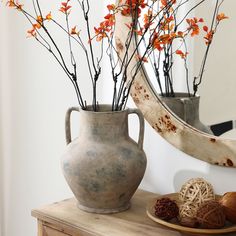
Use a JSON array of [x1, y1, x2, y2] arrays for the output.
[[115, 0, 236, 167]]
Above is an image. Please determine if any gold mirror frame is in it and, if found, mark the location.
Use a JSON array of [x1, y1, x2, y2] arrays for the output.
[[115, 0, 236, 168]]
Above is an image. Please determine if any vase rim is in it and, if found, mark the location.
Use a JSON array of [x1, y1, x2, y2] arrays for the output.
[[80, 104, 128, 114], [160, 92, 200, 99]]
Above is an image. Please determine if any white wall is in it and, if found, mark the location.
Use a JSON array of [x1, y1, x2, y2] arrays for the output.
[[1, 2, 236, 236], [0, 4, 74, 236]]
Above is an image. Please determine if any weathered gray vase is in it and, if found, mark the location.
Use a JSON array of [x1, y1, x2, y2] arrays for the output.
[[160, 93, 212, 134], [61, 105, 147, 213]]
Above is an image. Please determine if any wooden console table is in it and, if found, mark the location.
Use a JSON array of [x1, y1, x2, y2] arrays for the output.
[[31, 189, 235, 236]]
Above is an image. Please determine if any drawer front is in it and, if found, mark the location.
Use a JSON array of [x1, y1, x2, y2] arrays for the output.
[[43, 225, 71, 236]]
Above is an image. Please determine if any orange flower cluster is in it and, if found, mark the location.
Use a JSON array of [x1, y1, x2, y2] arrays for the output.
[[7, 0, 23, 10], [146, 12, 184, 57], [217, 13, 228, 22], [121, 0, 146, 16], [143, 9, 154, 29], [26, 13, 52, 37], [160, 0, 176, 7], [202, 13, 228, 45], [176, 50, 188, 59], [203, 26, 214, 45], [70, 26, 79, 35], [7, 0, 53, 37], [152, 30, 184, 53], [59, 0, 72, 15], [93, 3, 121, 41], [160, 15, 175, 31], [93, 0, 148, 41], [186, 17, 204, 37]]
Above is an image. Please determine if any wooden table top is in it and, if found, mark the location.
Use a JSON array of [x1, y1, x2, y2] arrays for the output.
[[32, 189, 236, 236]]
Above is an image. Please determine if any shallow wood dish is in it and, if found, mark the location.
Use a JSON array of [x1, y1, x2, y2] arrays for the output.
[[146, 193, 236, 234]]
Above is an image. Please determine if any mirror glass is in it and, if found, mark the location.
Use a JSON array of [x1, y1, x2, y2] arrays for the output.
[[139, 0, 235, 138], [195, 0, 236, 138]]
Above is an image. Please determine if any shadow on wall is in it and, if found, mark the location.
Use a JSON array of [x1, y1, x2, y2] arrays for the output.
[[173, 170, 211, 193], [173, 165, 236, 194]]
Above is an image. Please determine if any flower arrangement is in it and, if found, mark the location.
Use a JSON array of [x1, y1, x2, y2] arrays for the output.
[[133, 0, 228, 97], [6, 0, 227, 111]]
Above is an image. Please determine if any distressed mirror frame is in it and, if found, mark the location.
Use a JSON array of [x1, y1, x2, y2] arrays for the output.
[[115, 0, 236, 168]]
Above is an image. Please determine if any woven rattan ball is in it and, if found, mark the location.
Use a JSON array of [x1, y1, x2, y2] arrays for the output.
[[179, 178, 215, 207], [196, 200, 226, 229], [178, 202, 199, 227]]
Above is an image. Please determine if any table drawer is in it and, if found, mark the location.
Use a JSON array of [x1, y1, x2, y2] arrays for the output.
[[43, 225, 71, 236]]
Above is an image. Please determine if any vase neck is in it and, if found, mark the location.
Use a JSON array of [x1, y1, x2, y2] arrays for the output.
[[181, 98, 200, 124], [162, 96, 200, 125], [78, 109, 128, 140]]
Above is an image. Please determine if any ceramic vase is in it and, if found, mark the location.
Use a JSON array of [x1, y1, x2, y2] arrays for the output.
[[61, 105, 147, 213], [160, 93, 213, 134]]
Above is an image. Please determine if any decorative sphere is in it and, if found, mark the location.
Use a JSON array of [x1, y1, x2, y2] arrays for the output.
[[179, 178, 215, 208], [196, 200, 226, 229], [220, 192, 236, 223], [154, 197, 179, 221]]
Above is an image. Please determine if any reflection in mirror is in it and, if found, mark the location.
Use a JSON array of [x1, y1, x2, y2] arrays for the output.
[[195, 0, 236, 139], [137, 0, 228, 135]]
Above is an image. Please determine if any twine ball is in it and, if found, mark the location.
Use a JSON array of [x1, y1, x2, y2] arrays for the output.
[[179, 178, 215, 207], [154, 197, 179, 221], [196, 200, 226, 229], [178, 202, 199, 228]]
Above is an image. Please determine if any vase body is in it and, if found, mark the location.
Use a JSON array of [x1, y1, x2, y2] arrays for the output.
[[160, 93, 212, 134], [61, 105, 147, 213]]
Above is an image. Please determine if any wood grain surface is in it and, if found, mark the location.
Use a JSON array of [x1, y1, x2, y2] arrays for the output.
[[32, 189, 236, 236]]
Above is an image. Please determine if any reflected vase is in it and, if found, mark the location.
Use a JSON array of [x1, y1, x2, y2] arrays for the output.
[[61, 105, 147, 213], [160, 93, 213, 134]]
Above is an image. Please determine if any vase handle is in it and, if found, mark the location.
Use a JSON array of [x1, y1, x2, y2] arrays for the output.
[[65, 107, 80, 145], [128, 109, 144, 150]]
